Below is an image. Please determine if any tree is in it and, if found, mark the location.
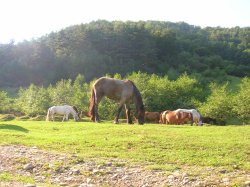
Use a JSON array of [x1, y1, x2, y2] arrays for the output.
[[48, 79, 75, 106], [199, 83, 233, 124], [233, 77, 250, 124], [0, 91, 12, 113], [72, 74, 89, 111], [16, 84, 50, 115]]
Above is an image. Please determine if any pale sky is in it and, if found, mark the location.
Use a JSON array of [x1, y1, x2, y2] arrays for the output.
[[1, 0, 249, 44]]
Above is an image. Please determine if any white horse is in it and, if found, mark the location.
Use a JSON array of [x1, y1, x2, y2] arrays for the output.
[[46, 105, 79, 122], [174, 109, 202, 125]]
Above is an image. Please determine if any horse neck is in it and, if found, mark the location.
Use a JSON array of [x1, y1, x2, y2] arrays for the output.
[[69, 108, 77, 116], [132, 88, 144, 114]]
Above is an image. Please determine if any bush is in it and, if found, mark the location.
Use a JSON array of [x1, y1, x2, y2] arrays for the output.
[[0, 91, 13, 113], [16, 84, 50, 116], [233, 77, 250, 124], [0, 114, 15, 121], [199, 83, 233, 123]]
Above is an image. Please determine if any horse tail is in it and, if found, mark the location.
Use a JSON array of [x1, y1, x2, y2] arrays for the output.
[[46, 108, 51, 121], [88, 87, 96, 121]]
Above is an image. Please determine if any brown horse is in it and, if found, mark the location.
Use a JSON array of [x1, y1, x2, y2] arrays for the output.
[[177, 112, 193, 125], [81, 110, 90, 118], [89, 77, 145, 124], [159, 110, 171, 124], [144, 112, 160, 123], [160, 110, 193, 125]]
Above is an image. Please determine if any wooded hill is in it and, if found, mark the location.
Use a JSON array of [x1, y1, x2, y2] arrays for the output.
[[0, 20, 249, 87]]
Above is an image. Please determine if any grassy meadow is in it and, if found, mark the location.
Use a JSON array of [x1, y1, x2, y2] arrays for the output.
[[0, 119, 249, 172]]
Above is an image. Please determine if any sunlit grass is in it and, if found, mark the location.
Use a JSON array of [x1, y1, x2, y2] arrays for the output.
[[0, 120, 249, 171]]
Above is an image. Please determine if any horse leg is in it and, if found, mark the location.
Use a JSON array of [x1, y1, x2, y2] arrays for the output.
[[62, 115, 65, 122], [125, 104, 133, 124], [65, 113, 69, 121], [94, 94, 103, 123], [176, 112, 181, 125], [114, 102, 124, 124]]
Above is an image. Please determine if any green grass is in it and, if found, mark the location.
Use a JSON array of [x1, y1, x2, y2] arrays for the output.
[[0, 120, 249, 171], [0, 172, 35, 184]]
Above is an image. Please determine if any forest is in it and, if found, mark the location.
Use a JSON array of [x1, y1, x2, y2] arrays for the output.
[[0, 20, 249, 124], [0, 20, 249, 87]]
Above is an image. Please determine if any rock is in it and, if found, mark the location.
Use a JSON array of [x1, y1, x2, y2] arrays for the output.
[[86, 178, 91, 184], [25, 184, 36, 187], [111, 174, 119, 180], [93, 169, 99, 174], [0, 145, 249, 187], [122, 175, 130, 180], [245, 181, 250, 186], [222, 178, 229, 183], [23, 163, 34, 170], [72, 168, 80, 175], [59, 182, 67, 186], [106, 162, 112, 166]]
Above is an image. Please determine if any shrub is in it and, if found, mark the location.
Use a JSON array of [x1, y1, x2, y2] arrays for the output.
[[199, 83, 233, 123], [16, 84, 50, 116], [233, 77, 250, 124]]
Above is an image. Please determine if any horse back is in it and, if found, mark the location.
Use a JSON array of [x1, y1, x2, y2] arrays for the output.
[[94, 77, 134, 101], [165, 111, 179, 124], [145, 112, 160, 123]]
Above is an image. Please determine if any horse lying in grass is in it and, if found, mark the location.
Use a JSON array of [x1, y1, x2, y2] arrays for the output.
[[144, 112, 161, 123], [46, 105, 79, 122], [81, 110, 90, 118]]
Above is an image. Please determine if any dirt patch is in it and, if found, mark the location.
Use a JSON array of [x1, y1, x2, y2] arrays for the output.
[[0, 145, 249, 187]]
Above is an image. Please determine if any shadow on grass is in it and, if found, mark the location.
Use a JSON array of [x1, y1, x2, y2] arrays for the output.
[[0, 124, 29, 133]]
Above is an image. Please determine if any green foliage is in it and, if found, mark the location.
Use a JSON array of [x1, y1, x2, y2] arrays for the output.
[[16, 84, 50, 116], [48, 79, 74, 105], [199, 83, 233, 122], [72, 74, 89, 111], [232, 77, 250, 124], [0, 72, 248, 124], [0, 91, 12, 113], [126, 72, 201, 111], [0, 21, 250, 87]]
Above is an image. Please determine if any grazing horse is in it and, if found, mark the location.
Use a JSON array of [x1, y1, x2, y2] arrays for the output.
[[81, 110, 90, 118], [144, 112, 160, 123], [89, 77, 145, 124], [174, 109, 202, 125], [160, 110, 192, 125], [159, 110, 171, 124], [46, 105, 79, 122], [177, 111, 193, 124]]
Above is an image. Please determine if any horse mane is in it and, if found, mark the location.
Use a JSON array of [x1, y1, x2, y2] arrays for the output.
[[128, 80, 144, 112], [72, 106, 78, 114]]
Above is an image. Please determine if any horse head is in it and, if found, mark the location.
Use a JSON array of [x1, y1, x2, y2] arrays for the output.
[[130, 81, 145, 125], [72, 106, 80, 121], [135, 104, 145, 125]]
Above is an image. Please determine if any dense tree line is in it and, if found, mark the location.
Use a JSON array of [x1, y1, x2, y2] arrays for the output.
[[0, 20, 249, 87], [0, 73, 249, 124]]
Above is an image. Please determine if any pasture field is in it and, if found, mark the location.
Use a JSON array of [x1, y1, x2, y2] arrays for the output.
[[0, 120, 249, 171]]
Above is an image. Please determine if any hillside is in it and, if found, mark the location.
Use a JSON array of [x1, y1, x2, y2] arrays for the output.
[[0, 20, 249, 87]]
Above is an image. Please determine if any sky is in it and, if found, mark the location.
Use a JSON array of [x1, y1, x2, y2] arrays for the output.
[[1, 0, 250, 44]]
